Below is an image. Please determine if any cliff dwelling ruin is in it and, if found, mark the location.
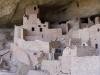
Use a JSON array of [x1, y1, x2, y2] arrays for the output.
[[0, 0, 100, 75]]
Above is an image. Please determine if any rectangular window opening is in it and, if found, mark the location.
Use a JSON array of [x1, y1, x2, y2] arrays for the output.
[[40, 28, 43, 32], [32, 27, 35, 31]]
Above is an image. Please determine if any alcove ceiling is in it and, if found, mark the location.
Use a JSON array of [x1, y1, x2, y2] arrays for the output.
[[0, 0, 100, 27]]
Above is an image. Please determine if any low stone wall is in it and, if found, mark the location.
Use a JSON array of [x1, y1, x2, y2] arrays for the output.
[[71, 56, 100, 75]]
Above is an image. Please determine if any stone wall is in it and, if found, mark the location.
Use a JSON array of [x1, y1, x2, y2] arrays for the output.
[[71, 56, 100, 75]]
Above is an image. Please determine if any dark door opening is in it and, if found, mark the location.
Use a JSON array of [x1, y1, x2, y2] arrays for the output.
[[80, 18, 88, 23], [95, 44, 98, 49], [54, 49, 62, 60], [97, 28, 100, 32], [83, 44, 85, 46], [32, 27, 35, 31], [34, 7, 36, 10], [68, 23, 71, 31], [40, 28, 43, 32]]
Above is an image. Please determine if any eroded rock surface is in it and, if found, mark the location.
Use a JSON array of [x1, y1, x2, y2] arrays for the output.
[[0, 0, 100, 27]]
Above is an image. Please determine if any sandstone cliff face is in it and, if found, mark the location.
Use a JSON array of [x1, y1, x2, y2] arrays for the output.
[[0, 0, 100, 27]]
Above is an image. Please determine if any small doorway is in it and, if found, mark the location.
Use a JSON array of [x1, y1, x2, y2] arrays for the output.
[[34, 6, 37, 10], [68, 23, 71, 31], [54, 49, 62, 60], [40, 28, 43, 32], [32, 27, 35, 31], [95, 43, 98, 49]]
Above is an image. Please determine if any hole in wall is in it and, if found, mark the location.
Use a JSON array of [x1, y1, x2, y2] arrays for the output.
[[97, 28, 100, 32], [38, 25, 41, 27], [95, 43, 98, 49], [40, 28, 43, 32], [68, 23, 71, 31], [32, 27, 35, 31], [80, 18, 88, 23], [34, 6, 37, 10]]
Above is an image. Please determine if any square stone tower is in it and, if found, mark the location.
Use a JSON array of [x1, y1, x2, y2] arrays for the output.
[[23, 5, 48, 34]]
